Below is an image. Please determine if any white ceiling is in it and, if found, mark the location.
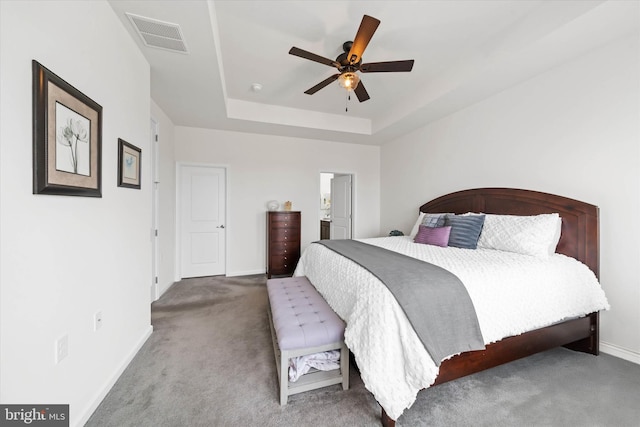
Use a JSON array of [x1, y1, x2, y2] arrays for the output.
[[107, 0, 637, 145]]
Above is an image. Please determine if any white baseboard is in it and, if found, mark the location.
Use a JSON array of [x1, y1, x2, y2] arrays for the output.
[[226, 269, 266, 277], [171, 271, 265, 280], [600, 341, 640, 365], [74, 325, 153, 427]]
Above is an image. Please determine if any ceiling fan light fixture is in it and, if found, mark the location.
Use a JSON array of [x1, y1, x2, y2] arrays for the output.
[[338, 72, 360, 91]]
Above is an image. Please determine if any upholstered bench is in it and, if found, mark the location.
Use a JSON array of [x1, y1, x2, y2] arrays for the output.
[[266, 276, 349, 405]]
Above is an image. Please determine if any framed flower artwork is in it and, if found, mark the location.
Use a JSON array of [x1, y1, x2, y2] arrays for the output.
[[117, 138, 141, 190], [32, 60, 102, 197]]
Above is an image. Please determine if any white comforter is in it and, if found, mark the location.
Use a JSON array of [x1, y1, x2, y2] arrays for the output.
[[294, 236, 609, 420]]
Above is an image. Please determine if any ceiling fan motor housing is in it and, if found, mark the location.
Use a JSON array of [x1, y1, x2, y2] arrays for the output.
[[337, 53, 361, 69], [337, 42, 361, 69]]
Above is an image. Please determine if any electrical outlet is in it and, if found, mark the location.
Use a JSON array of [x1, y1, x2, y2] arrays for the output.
[[55, 334, 68, 364], [94, 311, 103, 331]]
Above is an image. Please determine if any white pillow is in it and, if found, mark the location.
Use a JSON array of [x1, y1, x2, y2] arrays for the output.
[[477, 213, 562, 257], [409, 212, 426, 238]]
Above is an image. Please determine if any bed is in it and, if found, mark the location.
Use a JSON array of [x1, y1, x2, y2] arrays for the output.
[[294, 188, 609, 426]]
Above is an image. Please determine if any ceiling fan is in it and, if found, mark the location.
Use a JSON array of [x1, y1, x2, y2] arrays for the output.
[[289, 15, 414, 103]]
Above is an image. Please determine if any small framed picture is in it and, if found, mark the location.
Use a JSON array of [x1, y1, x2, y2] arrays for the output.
[[117, 139, 141, 189], [32, 60, 102, 197]]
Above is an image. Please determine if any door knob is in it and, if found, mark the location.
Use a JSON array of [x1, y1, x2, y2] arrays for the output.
[[216, 225, 225, 229]]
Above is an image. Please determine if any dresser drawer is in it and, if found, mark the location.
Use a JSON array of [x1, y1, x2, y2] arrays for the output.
[[270, 213, 299, 223], [269, 254, 298, 272], [270, 228, 299, 242], [270, 221, 300, 229], [270, 241, 300, 253]]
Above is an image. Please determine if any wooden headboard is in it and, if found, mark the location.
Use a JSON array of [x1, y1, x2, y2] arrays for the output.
[[419, 188, 599, 278]]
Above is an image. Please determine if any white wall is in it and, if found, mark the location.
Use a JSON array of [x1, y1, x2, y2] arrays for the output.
[[0, 2, 153, 425], [380, 34, 640, 363], [174, 127, 380, 277], [151, 100, 177, 297]]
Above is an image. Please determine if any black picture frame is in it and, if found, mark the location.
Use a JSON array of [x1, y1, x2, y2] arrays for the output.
[[32, 60, 102, 197], [117, 138, 142, 190]]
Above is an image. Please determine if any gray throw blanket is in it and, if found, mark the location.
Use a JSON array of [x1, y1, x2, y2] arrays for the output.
[[315, 239, 485, 365]]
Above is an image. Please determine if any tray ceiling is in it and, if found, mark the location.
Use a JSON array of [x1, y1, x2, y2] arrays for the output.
[[108, 0, 637, 145]]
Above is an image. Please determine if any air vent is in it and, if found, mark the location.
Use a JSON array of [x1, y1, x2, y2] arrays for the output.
[[126, 13, 188, 53]]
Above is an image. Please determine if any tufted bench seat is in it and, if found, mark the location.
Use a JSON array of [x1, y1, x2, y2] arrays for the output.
[[266, 276, 349, 405]]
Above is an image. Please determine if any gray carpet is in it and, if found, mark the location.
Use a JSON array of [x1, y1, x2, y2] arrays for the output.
[[87, 275, 640, 427]]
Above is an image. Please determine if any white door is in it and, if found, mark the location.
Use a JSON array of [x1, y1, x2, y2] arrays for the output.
[[330, 174, 352, 239], [179, 165, 226, 278]]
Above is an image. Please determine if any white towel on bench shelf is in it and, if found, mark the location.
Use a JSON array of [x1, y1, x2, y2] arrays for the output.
[[289, 350, 340, 382]]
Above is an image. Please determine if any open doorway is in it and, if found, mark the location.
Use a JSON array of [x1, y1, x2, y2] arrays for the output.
[[320, 172, 353, 240]]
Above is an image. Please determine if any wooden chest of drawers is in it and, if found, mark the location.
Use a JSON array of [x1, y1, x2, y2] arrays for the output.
[[267, 211, 301, 278], [320, 219, 331, 240]]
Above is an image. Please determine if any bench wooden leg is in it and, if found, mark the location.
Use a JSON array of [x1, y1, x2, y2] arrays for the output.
[[280, 349, 289, 405], [340, 342, 349, 390]]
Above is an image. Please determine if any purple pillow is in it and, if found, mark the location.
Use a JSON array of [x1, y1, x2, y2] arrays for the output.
[[414, 225, 451, 247]]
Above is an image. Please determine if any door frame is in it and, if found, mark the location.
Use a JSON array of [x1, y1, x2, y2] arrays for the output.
[[150, 117, 159, 302], [319, 170, 355, 239], [175, 162, 229, 279]]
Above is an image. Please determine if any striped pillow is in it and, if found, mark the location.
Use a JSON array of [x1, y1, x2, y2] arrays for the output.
[[444, 214, 485, 249]]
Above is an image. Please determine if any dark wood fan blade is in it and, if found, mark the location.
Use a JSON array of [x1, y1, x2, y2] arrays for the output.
[[289, 47, 340, 69], [360, 60, 414, 73], [347, 15, 380, 65], [304, 74, 340, 95], [354, 80, 370, 102]]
